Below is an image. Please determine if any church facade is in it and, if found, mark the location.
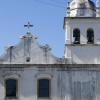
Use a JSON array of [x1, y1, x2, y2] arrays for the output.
[[0, 0, 100, 100]]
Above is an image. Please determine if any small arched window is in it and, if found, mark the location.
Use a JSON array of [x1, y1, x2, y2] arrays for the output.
[[37, 79, 50, 98], [87, 29, 94, 44], [73, 28, 80, 44], [5, 79, 18, 98]]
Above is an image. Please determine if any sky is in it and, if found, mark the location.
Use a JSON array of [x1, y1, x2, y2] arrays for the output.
[[0, 0, 96, 58]]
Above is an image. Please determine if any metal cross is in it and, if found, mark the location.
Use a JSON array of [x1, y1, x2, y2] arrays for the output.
[[24, 22, 33, 29]]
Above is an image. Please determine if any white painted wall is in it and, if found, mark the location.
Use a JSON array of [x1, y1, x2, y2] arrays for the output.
[[66, 45, 100, 64]]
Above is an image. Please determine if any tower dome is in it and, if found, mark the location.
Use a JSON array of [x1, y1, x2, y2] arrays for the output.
[[69, 0, 96, 17]]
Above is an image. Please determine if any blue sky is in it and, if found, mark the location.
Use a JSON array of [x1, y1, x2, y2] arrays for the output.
[[0, 0, 96, 57]]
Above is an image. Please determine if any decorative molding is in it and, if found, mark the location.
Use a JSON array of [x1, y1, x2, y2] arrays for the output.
[[2, 72, 21, 79], [35, 73, 53, 79]]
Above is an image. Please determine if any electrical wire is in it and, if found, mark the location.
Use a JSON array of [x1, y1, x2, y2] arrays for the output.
[[33, 0, 66, 8], [49, 0, 67, 4]]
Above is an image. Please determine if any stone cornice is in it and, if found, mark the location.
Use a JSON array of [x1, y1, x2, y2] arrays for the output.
[[0, 64, 100, 71], [64, 17, 100, 19], [65, 44, 100, 46]]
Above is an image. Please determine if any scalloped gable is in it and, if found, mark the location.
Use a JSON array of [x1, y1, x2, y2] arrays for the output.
[[0, 33, 61, 64]]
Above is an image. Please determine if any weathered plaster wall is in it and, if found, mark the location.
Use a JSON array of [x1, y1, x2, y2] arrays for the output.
[[0, 64, 100, 100]]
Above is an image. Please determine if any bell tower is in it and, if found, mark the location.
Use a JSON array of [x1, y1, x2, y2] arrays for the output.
[[64, 0, 100, 64]]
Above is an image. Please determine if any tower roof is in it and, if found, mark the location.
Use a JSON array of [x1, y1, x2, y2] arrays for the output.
[[69, 0, 96, 17], [70, 0, 95, 9]]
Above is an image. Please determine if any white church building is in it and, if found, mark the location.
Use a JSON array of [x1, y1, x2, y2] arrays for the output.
[[0, 0, 100, 100]]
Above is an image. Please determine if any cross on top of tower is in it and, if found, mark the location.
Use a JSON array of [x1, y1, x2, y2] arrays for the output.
[[24, 22, 33, 29]]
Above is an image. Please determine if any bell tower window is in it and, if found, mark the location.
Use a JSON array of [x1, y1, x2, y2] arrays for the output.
[[73, 29, 80, 44], [87, 29, 94, 44]]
